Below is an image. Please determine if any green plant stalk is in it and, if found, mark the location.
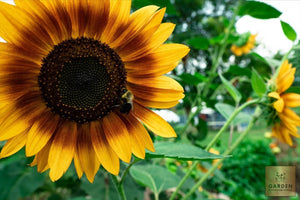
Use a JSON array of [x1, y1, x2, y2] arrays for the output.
[[202, 0, 242, 97], [170, 99, 259, 200], [182, 106, 261, 200], [119, 158, 139, 185], [111, 175, 127, 200]]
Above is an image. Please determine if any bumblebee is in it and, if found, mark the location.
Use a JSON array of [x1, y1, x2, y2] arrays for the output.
[[119, 89, 134, 114]]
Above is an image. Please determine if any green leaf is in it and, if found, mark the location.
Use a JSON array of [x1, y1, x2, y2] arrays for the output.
[[179, 72, 207, 86], [250, 52, 268, 65], [228, 65, 252, 78], [215, 103, 252, 125], [146, 142, 227, 160], [219, 73, 242, 103], [187, 36, 210, 50], [251, 68, 266, 97], [239, 1, 281, 19], [130, 165, 180, 195], [280, 21, 297, 42]]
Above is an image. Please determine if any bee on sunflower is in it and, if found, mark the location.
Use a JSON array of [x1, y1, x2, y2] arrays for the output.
[[267, 60, 300, 146], [0, 0, 189, 182]]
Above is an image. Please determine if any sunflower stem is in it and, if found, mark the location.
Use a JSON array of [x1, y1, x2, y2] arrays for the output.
[[119, 158, 140, 185], [169, 99, 259, 200], [202, 0, 242, 97], [182, 106, 261, 200], [111, 175, 127, 200]]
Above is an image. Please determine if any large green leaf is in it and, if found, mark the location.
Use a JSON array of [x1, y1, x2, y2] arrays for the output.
[[228, 65, 252, 78], [187, 36, 210, 50], [0, 158, 45, 200], [130, 165, 180, 195], [239, 1, 281, 19], [280, 20, 297, 42], [219, 73, 242, 103], [215, 103, 252, 125], [251, 68, 266, 97], [146, 142, 227, 160]]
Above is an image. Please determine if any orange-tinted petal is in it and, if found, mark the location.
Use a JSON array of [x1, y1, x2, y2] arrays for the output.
[[90, 121, 120, 175], [0, 129, 27, 158], [36, 140, 52, 173], [278, 60, 292, 80], [49, 121, 77, 181], [282, 93, 300, 108], [277, 68, 295, 94], [133, 102, 176, 138], [273, 98, 284, 113], [74, 151, 83, 179], [102, 112, 132, 163]]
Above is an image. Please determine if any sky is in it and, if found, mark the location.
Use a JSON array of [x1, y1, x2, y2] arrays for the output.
[[236, 0, 300, 56]]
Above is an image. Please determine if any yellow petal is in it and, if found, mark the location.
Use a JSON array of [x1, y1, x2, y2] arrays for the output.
[[101, 0, 131, 44], [278, 60, 292, 80], [279, 125, 293, 146], [134, 97, 179, 109], [36, 140, 51, 173], [49, 121, 77, 182], [282, 93, 300, 107], [0, 130, 27, 158], [109, 5, 159, 49], [282, 108, 300, 122], [77, 124, 100, 183], [118, 8, 168, 60], [0, 105, 29, 141], [26, 113, 59, 156], [102, 112, 132, 163], [133, 101, 176, 138], [273, 98, 284, 113], [0, 1, 52, 54], [14, 0, 63, 44], [90, 121, 120, 175], [268, 92, 280, 99], [74, 151, 83, 179], [279, 113, 298, 133], [125, 44, 189, 71], [277, 68, 295, 94]]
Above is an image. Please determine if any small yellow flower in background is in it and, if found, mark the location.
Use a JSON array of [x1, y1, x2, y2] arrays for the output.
[[0, 0, 189, 183], [231, 34, 257, 56], [197, 148, 222, 173], [268, 60, 300, 146], [264, 132, 272, 138], [269, 143, 281, 154]]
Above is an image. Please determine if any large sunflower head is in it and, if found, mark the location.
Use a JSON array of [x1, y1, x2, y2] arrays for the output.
[[267, 60, 300, 146], [0, 0, 189, 182]]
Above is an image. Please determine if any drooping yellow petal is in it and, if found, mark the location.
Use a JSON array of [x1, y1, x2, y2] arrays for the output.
[[282, 93, 300, 107], [278, 60, 292, 80], [49, 121, 77, 182], [26, 113, 60, 156], [74, 151, 83, 179], [268, 92, 280, 99], [36, 140, 52, 173], [109, 5, 159, 49], [102, 112, 132, 163], [76, 124, 100, 183], [0, 130, 27, 158], [90, 121, 120, 175], [273, 98, 284, 113], [276, 68, 295, 94], [279, 125, 293, 146], [279, 113, 298, 133], [133, 102, 177, 138], [282, 108, 300, 122]]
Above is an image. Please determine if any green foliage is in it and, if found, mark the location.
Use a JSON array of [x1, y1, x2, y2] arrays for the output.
[[146, 142, 227, 160], [251, 68, 266, 97], [130, 164, 180, 196], [239, 1, 282, 19], [203, 139, 277, 200], [187, 36, 210, 50], [215, 103, 252, 125], [219, 73, 242, 103], [132, 0, 178, 15], [280, 21, 297, 42]]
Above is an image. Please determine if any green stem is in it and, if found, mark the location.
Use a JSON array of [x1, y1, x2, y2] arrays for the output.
[[170, 99, 259, 200], [111, 175, 127, 200], [119, 159, 139, 185], [182, 107, 261, 200], [202, 0, 242, 97]]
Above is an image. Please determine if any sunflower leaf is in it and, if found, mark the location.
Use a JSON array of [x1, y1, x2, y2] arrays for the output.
[[251, 68, 266, 97], [145, 142, 228, 160], [280, 20, 297, 42], [219, 73, 242, 103], [239, 1, 281, 19], [130, 164, 180, 195]]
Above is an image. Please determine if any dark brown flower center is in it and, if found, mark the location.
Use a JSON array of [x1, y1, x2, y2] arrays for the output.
[[39, 37, 126, 123]]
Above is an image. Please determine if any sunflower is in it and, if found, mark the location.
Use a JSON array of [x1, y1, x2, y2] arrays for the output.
[[268, 60, 300, 146], [231, 34, 256, 56], [0, 0, 189, 182]]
